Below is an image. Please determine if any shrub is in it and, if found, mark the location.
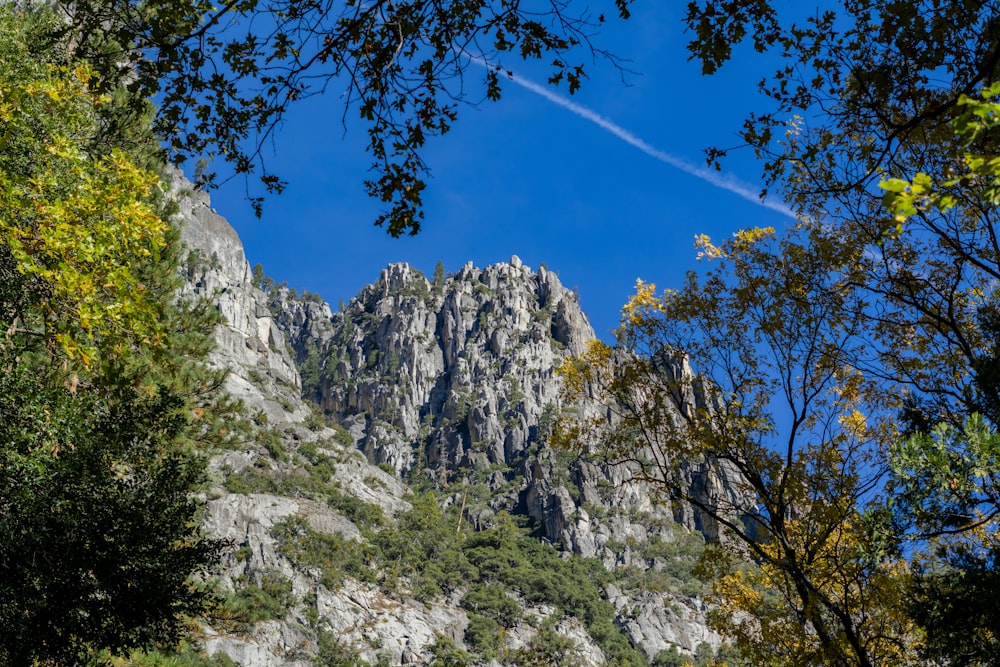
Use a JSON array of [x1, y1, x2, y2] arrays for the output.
[[464, 614, 503, 658], [272, 517, 373, 590], [426, 634, 473, 667], [314, 628, 366, 667], [461, 584, 522, 628], [225, 570, 295, 624]]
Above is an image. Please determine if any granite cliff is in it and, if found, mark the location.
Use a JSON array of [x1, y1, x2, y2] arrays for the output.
[[171, 174, 743, 666]]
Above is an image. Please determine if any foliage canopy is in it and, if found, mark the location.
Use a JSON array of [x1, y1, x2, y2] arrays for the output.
[[0, 8, 170, 367], [53, 0, 634, 234], [557, 225, 912, 666], [0, 6, 230, 664], [556, 2, 1000, 665]]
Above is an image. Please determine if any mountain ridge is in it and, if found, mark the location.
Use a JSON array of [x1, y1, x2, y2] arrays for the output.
[[172, 172, 731, 666]]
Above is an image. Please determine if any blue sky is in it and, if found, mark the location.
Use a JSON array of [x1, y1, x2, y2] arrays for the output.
[[202, 4, 796, 340]]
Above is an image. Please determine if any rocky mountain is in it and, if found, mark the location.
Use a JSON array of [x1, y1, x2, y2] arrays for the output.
[[171, 173, 739, 667]]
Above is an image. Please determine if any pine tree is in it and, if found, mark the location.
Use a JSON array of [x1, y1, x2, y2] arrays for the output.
[[0, 7, 231, 664], [433, 260, 446, 297]]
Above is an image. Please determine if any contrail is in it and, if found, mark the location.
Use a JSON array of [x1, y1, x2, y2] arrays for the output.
[[486, 65, 797, 219]]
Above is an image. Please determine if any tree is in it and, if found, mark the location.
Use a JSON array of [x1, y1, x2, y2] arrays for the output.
[[506, 627, 583, 667], [668, 6, 1000, 663], [552, 3, 1000, 665], [876, 86, 1000, 664], [434, 259, 446, 294], [0, 7, 171, 369], [426, 634, 474, 667], [905, 537, 1000, 667], [891, 415, 1000, 534], [0, 7, 230, 663], [882, 414, 1000, 666], [681, 0, 1000, 425], [556, 225, 918, 666], [684, 0, 1000, 211], [0, 354, 225, 666], [52, 0, 635, 233], [651, 646, 688, 667]]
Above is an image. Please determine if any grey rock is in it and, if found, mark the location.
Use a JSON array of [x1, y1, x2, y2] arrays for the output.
[[169, 169, 738, 664]]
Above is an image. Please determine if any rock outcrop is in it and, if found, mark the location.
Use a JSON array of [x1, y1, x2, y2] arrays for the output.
[[171, 173, 737, 666]]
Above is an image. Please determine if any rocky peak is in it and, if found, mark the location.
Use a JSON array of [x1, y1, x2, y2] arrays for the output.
[[266, 254, 744, 560], [171, 176, 302, 418], [169, 169, 738, 665], [268, 256, 594, 479]]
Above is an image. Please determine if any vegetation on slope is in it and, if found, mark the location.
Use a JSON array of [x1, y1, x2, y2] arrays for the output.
[[225, 416, 664, 665], [0, 6, 232, 665]]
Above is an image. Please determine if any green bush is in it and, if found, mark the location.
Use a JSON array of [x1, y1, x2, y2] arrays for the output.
[[89, 643, 239, 666], [615, 530, 708, 598], [464, 614, 503, 658], [223, 447, 385, 530], [505, 627, 579, 666], [426, 634, 473, 667], [328, 488, 386, 528], [213, 570, 296, 631], [314, 628, 366, 667], [272, 517, 373, 589], [461, 584, 522, 627], [229, 570, 295, 623], [368, 495, 477, 597], [460, 514, 647, 665], [652, 645, 688, 667]]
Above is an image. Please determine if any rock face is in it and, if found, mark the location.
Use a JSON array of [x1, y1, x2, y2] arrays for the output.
[[274, 258, 585, 477], [172, 173, 736, 666], [271, 257, 743, 555], [172, 179, 302, 420]]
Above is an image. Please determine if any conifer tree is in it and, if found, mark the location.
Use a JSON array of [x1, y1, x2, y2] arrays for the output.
[[0, 7, 230, 664]]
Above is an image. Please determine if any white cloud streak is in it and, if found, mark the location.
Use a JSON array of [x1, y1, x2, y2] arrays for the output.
[[490, 66, 797, 219]]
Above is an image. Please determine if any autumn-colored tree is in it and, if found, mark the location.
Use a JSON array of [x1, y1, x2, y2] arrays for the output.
[[663, 5, 1000, 664], [871, 87, 1000, 665], [556, 224, 922, 666], [680, 0, 1000, 429], [0, 9, 171, 368], [0, 7, 230, 664]]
